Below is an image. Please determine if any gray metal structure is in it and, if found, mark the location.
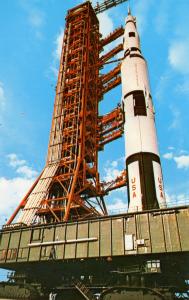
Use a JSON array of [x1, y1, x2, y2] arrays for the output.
[[94, 0, 128, 14], [0, 206, 189, 298], [1, 206, 189, 264]]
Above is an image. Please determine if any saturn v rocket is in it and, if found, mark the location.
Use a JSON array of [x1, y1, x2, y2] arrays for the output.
[[121, 10, 167, 212]]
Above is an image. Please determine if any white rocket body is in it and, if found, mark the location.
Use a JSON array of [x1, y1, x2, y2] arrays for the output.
[[121, 13, 167, 212]]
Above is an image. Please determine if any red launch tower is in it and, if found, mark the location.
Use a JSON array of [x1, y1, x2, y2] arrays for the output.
[[7, 1, 126, 226], [1, 2, 189, 300]]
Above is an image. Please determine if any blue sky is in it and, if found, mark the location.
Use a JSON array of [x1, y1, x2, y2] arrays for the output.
[[0, 0, 189, 233]]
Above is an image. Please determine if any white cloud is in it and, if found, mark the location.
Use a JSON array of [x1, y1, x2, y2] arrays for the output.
[[107, 197, 128, 214], [16, 165, 38, 179], [168, 40, 189, 74], [174, 155, 189, 169], [155, 72, 171, 101], [169, 106, 181, 130], [104, 167, 121, 182], [165, 4, 189, 94], [155, 11, 168, 35], [102, 157, 125, 182], [19, 1, 45, 39], [7, 153, 38, 179], [0, 82, 6, 109], [153, 0, 171, 35], [163, 152, 173, 160], [111, 160, 118, 168], [162, 150, 189, 170], [50, 28, 64, 78], [176, 193, 189, 204], [0, 177, 35, 222], [28, 10, 44, 28], [135, 0, 155, 34], [50, 65, 59, 79], [0, 154, 38, 222], [98, 11, 114, 37], [176, 78, 189, 94], [179, 149, 188, 154], [54, 28, 64, 61], [7, 153, 26, 168], [103, 162, 121, 182], [165, 191, 189, 207]]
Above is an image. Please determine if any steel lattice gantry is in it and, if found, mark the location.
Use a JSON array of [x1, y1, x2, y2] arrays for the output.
[[41, 2, 105, 222], [7, 1, 125, 226]]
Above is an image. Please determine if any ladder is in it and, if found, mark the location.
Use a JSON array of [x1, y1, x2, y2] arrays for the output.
[[74, 279, 96, 300]]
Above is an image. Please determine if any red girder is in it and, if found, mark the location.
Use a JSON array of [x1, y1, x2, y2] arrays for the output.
[[100, 27, 124, 49], [101, 170, 127, 194], [99, 106, 123, 126], [100, 43, 123, 65], [99, 129, 123, 148], [101, 64, 121, 85], [103, 76, 121, 94], [98, 106, 124, 149]]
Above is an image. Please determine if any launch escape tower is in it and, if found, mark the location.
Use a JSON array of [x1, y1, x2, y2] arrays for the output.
[[0, 1, 189, 299]]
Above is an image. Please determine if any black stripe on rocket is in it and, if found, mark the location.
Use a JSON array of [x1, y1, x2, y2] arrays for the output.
[[126, 152, 161, 211]]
